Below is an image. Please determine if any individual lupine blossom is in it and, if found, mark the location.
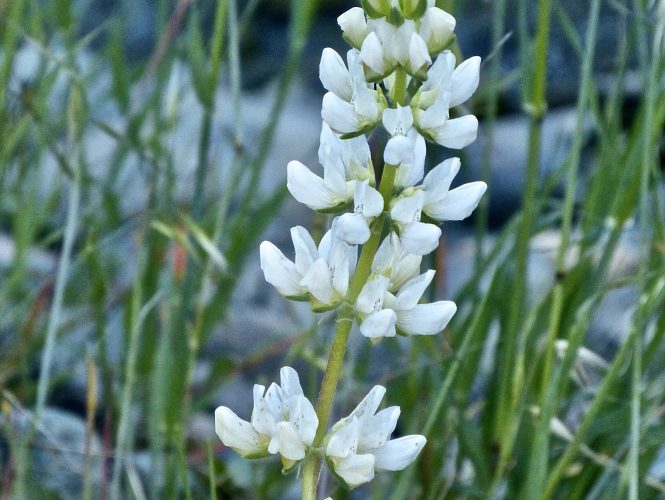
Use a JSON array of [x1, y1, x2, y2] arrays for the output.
[[324, 385, 426, 488], [389, 152, 488, 255], [259, 225, 357, 311], [287, 122, 375, 215], [410, 51, 481, 148], [355, 268, 457, 341], [214, 367, 318, 471], [320, 48, 386, 136]]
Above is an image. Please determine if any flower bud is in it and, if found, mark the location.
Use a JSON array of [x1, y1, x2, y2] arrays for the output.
[[338, 8, 368, 49], [399, 0, 428, 20], [419, 7, 456, 56], [362, 0, 390, 18]]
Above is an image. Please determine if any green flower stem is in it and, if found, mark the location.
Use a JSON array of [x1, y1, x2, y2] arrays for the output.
[[301, 164, 398, 500], [391, 67, 408, 106]]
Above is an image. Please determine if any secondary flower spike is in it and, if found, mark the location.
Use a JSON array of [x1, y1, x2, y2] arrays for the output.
[[214, 367, 318, 472]]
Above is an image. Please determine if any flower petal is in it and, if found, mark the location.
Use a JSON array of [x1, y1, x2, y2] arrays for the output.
[[359, 31, 386, 75], [382, 104, 414, 137], [373, 435, 426, 471], [431, 115, 478, 149], [331, 452, 376, 488], [356, 275, 391, 314], [353, 81, 380, 123], [358, 406, 400, 451], [421, 51, 455, 95], [285, 395, 318, 447], [259, 241, 303, 298], [287, 161, 345, 210], [325, 236, 351, 297], [449, 56, 481, 107], [279, 366, 304, 398], [416, 93, 449, 130], [251, 384, 276, 436], [400, 222, 441, 255], [300, 258, 336, 305], [263, 382, 283, 416], [326, 416, 361, 459], [372, 233, 422, 291], [268, 421, 306, 460], [360, 309, 398, 339], [335, 212, 371, 245], [407, 32, 431, 76], [425, 181, 487, 221], [395, 269, 435, 310], [422, 157, 460, 207], [384, 134, 415, 166], [322, 92, 361, 134], [320, 48, 353, 102], [395, 132, 426, 188], [390, 191, 424, 225], [348, 385, 386, 423], [215, 406, 268, 458], [397, 301, 456, 335], [419, 7, 455, 54], [354, 181, 384, 218], [337, 7, 368, 48], [290, 226, 319, 276]]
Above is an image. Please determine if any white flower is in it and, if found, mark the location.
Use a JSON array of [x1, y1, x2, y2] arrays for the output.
[[390, 190, 441, 255], [412, 52, 481, 149], [287, 124, 374, 212], [414, 52, 480, 110], [393, 131, 426, 189], [359, 32, 388, 77], [383, 104, 414, 136], [287, 159, 351, 212], [334, 180, 384, 245], [371, 232, 422, 291], [321, 49, 384, 135], [319, 123, 374, 184], [356, 269, 456, 339], [418, 7, 456, 56], [260, 226, 355, 310], [338, 7, 368, 49], [382, 105, 419, 166], [356, 275, 397, 339], [361, 19, 431, 78], [422, 157, 487, 221], [215, 367, 318, 471], [325, 385, 426, 488]]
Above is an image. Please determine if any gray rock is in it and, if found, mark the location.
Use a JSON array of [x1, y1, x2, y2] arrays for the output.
[[0, 406, 102, 498]]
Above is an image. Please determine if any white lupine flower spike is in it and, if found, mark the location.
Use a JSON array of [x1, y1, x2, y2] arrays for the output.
[[215, 367, 318, 471], [222, 0, 487, 493], [325, 385, 426, 488]]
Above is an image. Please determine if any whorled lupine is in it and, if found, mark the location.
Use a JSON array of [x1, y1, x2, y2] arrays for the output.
[[215, 1, 485, 497]]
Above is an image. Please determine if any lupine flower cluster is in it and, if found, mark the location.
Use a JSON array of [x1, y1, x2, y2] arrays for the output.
[[216, 0, 486, 492]]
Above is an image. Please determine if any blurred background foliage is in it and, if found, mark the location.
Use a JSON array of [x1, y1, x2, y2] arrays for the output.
[[0, 0, 664, 498]]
